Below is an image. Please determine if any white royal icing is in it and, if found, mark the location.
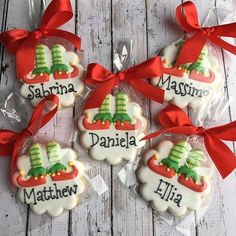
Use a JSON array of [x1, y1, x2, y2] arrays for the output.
[[13, 142, 86, 217], [137, 140, 213, 216], [152, 38, 223, 109], [20, 44, 84, 108], [78, 93, 147, 165]]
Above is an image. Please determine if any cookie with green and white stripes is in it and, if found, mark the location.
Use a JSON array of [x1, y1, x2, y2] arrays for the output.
[[20, 44, 85, 108], [13, 142, 86, 217], [151, 37, 222, 109], [137, 140, 213, 216], [78, 92, 147, 165]]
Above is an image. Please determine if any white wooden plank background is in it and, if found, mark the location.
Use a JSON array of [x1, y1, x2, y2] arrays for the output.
[[1, 0, 236, 235]]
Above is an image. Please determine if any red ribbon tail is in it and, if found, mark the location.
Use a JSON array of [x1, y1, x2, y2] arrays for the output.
[[16, 35, 38, 79], [40, 0, 73, 29], [0, 131, 18, 156], [84, 79, 119, 110], [175, 31, 206, 66], [141, 130, 165, 141], [208, 35, 236, 55], [204, 133, 236, 178], [10, 138, 25, 188], [130, 80, 164, 104]]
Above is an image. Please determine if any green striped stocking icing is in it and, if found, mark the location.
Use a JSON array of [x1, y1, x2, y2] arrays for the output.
[[32, 44, 50, 75], [27, 144, 47, 177], [113, 92, 132, 123], [161, 141, 191, 173], [50, 44, 69, 73], [46, 141, 67, 175], [187, 47, 208, 74], [93, 95, 113, 122], [179, 149, 204, 183]]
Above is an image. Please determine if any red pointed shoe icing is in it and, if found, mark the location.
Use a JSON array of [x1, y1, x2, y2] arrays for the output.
[[22, 73, 50, 84], [147, 156, 175, 178], [162, 60, 185, 77], [82, 116, 111, 130], [178, 174, 207, 192], [17, 175, 46, 188], [189, 70, 215, 83], [54, 65, 79, 80], [115, 119, 142, 130], [51, 164, 78, 182]]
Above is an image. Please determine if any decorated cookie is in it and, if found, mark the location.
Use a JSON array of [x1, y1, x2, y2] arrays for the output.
[[20, 44, 84, 108], [78, 92, 147, 165], [137, 140, 213, 216], [13, 141, 86, 217], [152, 38, 222, 109]]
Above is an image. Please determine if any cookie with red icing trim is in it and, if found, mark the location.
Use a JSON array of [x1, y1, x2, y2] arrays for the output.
[[152, 38, 222, 109], [13, 141, 86, 217], [137, 140, 213, 216], [78, 92, 147, 165], [20, 44, 84, 108]]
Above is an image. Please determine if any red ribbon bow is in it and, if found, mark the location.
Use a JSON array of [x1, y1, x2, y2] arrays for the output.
[[143, 104, 236, 179], [0, 0, 81, 79], [175, 1, 236, 65], [0, 94, 59, 186], [84, 57, 164, 109]]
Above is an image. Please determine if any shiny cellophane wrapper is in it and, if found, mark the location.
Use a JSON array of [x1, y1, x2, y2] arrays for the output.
[[151, 4, 236, 126], [76, 39, 150, 172]]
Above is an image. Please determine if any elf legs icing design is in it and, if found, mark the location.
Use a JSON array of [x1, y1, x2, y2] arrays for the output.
[[51, 44, 79, 80], [188, 47, 215, 83], [147, 141, 207, 192], [83, 95, 112, 130], [138, 140, 212, 216], [113, 92, 142, 130], [23, 44, 80, 84], [178, 150, 207, 192], [46, 141, 78, 181], [23, 44, 50, 84], [162, 40, 186, 77], [162, 41, 215, 83], [148, 141, 191, 178], [17, 144, 47, 187], [13, 141, 85, 216], [82, 92, 142, 131]]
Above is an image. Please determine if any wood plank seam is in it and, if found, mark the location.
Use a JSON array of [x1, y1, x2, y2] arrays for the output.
[[110, 0, 114, 235], [68, 2, 79, 235], [0, 0, 9, 83], [144, 1, 156, 236]]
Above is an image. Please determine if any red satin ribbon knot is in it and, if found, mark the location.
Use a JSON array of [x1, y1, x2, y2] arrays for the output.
[[0, 94, 59, 186], [175, 1, 236, 65], [143, 104, 236, 179], [0, 0, 81, 79], [84, 56, 164, 110]]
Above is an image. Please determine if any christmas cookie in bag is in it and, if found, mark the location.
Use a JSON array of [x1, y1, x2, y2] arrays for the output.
[[137, 139, 213, 216], [136, 103, 236, 216], [0, 0, 84, 109], [13, 141, 86, 217], [152, 37, 222, 109], [78, 92, 147, 165], [20, 43, 84, 108]]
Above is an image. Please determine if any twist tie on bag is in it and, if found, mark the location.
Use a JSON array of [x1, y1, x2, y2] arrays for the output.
[[142, 104, 236, 179], [175, 1, 236, 65], [0, 94, 59, 187], [83, 57, 164, 109], [0, 0, 81, 79]]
